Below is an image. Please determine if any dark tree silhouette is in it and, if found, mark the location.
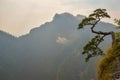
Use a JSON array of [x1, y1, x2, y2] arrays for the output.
[[78, 8, 120, 62]]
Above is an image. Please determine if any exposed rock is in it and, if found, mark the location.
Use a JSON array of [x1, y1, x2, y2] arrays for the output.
[[98, 43, 120, 80]]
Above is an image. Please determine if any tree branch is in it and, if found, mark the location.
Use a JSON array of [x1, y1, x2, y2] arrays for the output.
[[90, 19, 115, 44]]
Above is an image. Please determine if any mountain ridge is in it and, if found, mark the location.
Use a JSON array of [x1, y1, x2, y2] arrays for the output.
[[0, 12, 115, 38], [0, 12, 117, 80]]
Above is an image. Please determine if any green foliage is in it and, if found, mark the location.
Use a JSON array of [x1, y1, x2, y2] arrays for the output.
[[78, 17, 96, 29], [89, 8, 110, 19], [77, 8, 120, 80], [78, 8, 116, 62], [115, 32, 120, 39], [82, 34, 104, 62], [78, 8, 110, 29], [78, 8, 111, 62]]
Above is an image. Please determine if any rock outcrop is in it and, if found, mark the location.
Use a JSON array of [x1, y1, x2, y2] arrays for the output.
[[98, 43, 120, 80]]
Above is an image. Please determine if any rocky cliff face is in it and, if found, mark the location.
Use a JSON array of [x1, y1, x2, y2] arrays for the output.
[[98, 43, 120, 80]]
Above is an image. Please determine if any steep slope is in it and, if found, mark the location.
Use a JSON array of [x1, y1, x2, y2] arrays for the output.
[[0, 31, 16, 80], [0, 12, 117, 80], [98, 43, 120, 80]]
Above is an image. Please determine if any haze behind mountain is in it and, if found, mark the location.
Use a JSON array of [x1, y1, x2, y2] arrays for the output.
[[0, 13, 116, 80]]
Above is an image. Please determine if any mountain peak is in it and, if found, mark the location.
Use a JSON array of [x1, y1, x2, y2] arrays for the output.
[[53, 12, 86, 23], [53, 13, 75, 21], [54, 12, 74, 18], [76, 14, 86, 20]]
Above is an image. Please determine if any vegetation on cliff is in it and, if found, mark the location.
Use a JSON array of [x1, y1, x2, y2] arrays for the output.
[[78, 8, 120, 80], [98, 43, 120, 80]]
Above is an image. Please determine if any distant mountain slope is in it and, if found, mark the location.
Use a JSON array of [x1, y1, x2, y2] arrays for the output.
[[0, 13, 116, 80], [0, 30, 16, 55]]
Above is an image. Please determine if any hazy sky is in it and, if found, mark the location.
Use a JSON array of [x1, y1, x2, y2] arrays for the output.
[[0, 0, 120, 36]]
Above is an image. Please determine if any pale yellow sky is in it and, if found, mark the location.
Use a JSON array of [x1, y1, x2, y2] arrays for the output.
[[0, 0, 120, 36]]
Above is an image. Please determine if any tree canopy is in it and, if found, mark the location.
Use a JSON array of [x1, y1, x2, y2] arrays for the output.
[[78, 8, 120, 62]]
